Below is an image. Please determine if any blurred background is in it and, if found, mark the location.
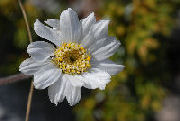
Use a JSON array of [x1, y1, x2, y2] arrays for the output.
[[0, 0, 180, 121]]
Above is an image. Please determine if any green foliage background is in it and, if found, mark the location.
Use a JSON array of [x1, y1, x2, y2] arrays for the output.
[[0, 0, 179, 121]]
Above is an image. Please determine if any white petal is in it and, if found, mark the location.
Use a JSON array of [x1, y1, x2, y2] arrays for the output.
[[44, 19, 60, 29], [82, 71, 111, 90], [34, 19, 62, 46], [65, 74, 84, 87], [63, 75, 82, 106], [92, 37, 120, 61], [65, 85, 81, 106], [81, 12, 96, 38], [95, 60, 124, 75], [48, 76, 66, 105], [88, 37, 110, 53], [19, 57, 45, 75], [34, 62, 62, 89], [80, 31, 95, 48], [81, 20, 109, 48], [48, 74, 82, 106], [91, 20, 110, 40], [27, 41, 55, 62], [60, 8, 82, 42]]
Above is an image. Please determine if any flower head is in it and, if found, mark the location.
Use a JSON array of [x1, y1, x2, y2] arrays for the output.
[[52, 42, 91, 75], [19, 8, 124, 106]]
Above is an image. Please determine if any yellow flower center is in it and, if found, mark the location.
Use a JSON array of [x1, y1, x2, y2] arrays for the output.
[[52, 42, 91, 75]]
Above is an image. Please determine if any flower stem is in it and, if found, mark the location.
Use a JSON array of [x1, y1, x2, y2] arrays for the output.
[[25, 82, 34, 121], [18, 0, 34, 121], [18, 0, 32, 43]]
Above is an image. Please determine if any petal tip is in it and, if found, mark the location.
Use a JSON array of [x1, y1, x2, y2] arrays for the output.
[[89, 12, 95, 17], [34, 19, 40, 26], [67, 8, 72, 11]]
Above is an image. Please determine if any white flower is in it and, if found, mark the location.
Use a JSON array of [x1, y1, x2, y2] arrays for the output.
[[19, 8, 124, 106]]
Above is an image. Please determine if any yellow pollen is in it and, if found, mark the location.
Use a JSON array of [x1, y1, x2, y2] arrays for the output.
[[87, 56, 91, 61], [52, 42, 91, 75]]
